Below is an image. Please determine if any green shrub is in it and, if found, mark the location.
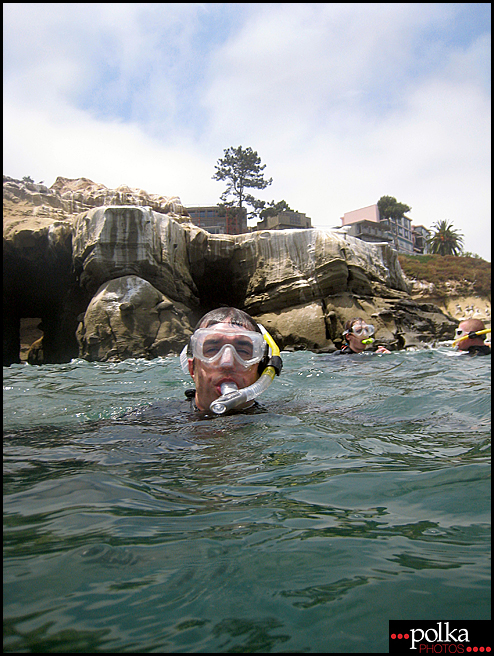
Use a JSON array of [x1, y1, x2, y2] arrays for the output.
[[398, 254, 491, 297]]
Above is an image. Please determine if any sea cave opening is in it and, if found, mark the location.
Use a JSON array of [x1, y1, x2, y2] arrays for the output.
[[192, 261, 249, 315], [19, 318, 43, 363]]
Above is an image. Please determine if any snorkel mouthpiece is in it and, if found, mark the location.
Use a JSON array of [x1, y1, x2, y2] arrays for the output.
[[219, 381, 238, 396], [361, 338, 374, 345], [210, 369, 276, 415], [210, 381, 241, 415], [209, 381, 240, 415]]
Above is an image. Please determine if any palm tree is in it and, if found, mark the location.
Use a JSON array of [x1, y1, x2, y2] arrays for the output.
[[427, 220, 464, 256]]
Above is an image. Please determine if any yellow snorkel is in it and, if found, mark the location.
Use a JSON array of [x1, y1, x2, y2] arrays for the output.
[[452, 328, 491, 347], [209, 325, 282, 415]]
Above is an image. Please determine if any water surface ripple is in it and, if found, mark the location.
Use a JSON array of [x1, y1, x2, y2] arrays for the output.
[[3, 349, 490, 653]]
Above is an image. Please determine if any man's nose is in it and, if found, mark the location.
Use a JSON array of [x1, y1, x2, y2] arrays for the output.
[[218, 344, 236, 367]]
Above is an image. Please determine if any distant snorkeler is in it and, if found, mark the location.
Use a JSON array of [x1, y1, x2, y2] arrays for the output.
[[334, 317, 391, 355], [452, 318, 491, 356], [180, 307, 283, 415]]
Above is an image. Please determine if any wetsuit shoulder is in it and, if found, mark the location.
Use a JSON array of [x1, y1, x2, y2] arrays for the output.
[[467, 345, 491, 356]]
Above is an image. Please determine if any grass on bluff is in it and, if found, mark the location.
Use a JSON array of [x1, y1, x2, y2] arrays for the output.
[[397, 254, 491, 297]]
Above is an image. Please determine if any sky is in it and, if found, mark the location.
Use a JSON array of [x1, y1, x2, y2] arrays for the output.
[[3, 3, 491, 260]]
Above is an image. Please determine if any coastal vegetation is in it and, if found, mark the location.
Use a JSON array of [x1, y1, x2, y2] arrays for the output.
[[398, 253, 491, 297], [260, 199, 294, 219], [377, 195, 412, 221]]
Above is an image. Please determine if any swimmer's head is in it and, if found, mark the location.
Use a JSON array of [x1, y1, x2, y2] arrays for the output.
[[181, 308, 267, 412], [455, 318, 488, 350], [183, 308, 269, 373]]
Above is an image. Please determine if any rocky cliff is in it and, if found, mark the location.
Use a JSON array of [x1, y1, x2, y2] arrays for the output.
[[4, 175, 465, 366]]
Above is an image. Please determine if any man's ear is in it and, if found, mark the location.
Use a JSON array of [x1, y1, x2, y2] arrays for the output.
[[188, 359, 195, 377]]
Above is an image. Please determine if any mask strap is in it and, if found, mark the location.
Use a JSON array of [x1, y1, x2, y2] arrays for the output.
[[180, 345, 189, 375]]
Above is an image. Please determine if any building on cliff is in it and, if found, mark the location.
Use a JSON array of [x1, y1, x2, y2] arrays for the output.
[[411, 224, 431, 254], [255, 210, 312, 231], [185, 206, 312, 235], [340, 204, 419, 254], [186, 206, 247, 234]]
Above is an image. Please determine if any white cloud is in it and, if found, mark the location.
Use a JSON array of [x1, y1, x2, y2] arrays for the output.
[[199, 4, 491, 258], [2, 95, 218, 202], [3, 3, 491, 259]]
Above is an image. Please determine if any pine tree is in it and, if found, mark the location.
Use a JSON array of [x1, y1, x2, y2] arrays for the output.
[[213, 146, 272, 219]]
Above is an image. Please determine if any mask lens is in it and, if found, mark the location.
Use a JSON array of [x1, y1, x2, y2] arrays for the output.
[[455, 329, 466, 337], [352, 323, 374, 338], [191, 328, 265, 367], [202, 336, 254, 360]]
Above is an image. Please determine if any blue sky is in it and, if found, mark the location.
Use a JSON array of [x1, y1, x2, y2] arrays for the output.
[[3, 3, 491, 260]]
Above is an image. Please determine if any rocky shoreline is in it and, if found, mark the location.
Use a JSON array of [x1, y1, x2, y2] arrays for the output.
[[3, 175, 489, 366]]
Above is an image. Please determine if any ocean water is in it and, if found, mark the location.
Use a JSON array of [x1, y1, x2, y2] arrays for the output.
[[3, 348, 491, 653]]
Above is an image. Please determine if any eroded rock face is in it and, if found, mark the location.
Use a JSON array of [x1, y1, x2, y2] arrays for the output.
[[3, 176, 63, 209], [72, 206, 198, 304], [186, 226, 410, 314], [3, 209, 83, 365], [3, 173, 461, 365], [50, 176, 191, 219], [3, 175, 191, 226], [77, 276, 194, 361], [251, 292, 457, 353]]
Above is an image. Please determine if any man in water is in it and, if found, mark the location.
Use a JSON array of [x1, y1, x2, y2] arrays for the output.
[[334, 317, 391, 355], [128, 307, 281, 420], [183, 307, 280, 413], [454, 318, 491, 356]]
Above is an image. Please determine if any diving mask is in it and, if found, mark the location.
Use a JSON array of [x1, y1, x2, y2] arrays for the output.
[[189, 326, 267, 368], [350, 323, 375, 338]]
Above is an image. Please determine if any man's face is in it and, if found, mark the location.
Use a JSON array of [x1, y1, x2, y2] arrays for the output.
[[188, 323, 262, 411], [456, 322, 480, 350]]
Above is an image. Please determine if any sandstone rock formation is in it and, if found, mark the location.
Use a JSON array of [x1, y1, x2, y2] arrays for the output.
[[77, 276, 194, 361], [408, 279, 491, 326], [72, 205, 197, 303], [3, 206, 82, 365], [4, 174, 464, 366]]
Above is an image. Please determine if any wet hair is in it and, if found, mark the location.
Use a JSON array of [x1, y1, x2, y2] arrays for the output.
[[194, 307, 261, 333]]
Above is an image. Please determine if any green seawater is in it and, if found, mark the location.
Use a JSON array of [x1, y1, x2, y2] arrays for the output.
[[3, 349, 491, 653]]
